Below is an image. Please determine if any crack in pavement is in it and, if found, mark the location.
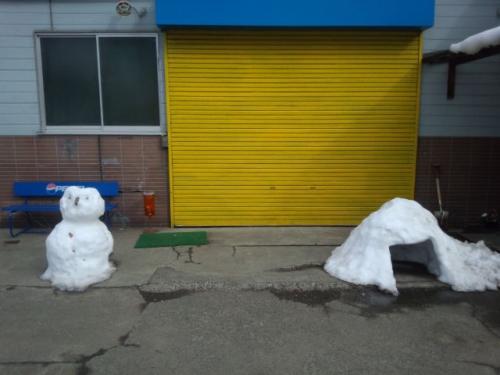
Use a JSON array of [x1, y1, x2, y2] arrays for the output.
[[73, 288, 155, 374], [185, 247, 201, 264], [77, 347, 112, 375], [470, 304, 500, 340], [70, 287, 193, 373], [459, 360, 500, 375], [0, 360, 74, 366], [171, 247, 181, 260], [118, 332, 140, 348], [5, 285, 146, 293], [2, 286, 149, 374], [3, 285, 52, 290], [269, 263, 325, 273], [232, 246, 237, 257], [77, 325, 145, 374], [3, 239, 21, 245], [139, 289, 193, 304], [170, 247, 201, 264]]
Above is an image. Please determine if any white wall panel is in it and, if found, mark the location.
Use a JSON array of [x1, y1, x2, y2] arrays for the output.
[[0, 0, 162, 135]]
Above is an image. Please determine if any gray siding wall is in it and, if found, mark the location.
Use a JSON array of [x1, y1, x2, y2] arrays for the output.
[[0, 0, 162, 136], [420, 0, 500, 137], [1, 0, 499, 137]]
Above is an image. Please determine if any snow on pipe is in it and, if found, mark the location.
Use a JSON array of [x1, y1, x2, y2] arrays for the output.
[[41, 186, 116, 291], [324, 198, 500, 296], [450, 25, 500, 55]]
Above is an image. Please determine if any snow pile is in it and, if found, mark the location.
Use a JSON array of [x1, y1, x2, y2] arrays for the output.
[[450, 26, 500, 54], [41, 186, 115, 291], [324, 198, 500, 295]]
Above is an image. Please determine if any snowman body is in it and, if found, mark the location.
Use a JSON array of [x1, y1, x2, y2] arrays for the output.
[[41, 186, 115, 291]]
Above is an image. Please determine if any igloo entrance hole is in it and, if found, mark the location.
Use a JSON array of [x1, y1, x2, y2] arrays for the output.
[[390, 239, 440, 277]]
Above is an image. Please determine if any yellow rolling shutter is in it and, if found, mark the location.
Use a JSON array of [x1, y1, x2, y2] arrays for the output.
[[165, 29, 422, 226]]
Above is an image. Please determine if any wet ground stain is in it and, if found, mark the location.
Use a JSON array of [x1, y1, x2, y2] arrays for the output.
[[269, 286, 500, 333], [185, 247, 201, 264], [272, 260, 437, 278], [270, 288, 342, 307]]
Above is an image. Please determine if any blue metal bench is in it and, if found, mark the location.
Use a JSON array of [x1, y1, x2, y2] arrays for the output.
[[2, 181, 119, 237]]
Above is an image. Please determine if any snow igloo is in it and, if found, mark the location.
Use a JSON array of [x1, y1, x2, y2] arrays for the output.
[[324, 198, 500, 295], [41, 186, 115, 291]]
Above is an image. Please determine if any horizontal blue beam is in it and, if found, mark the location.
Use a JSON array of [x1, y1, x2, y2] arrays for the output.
[[156, 0, 434, 29]]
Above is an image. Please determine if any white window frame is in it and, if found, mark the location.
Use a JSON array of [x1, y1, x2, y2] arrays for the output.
[[35, 32, 165, 135]]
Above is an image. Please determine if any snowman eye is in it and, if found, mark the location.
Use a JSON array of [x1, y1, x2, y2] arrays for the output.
[[67, 195, 72, 200], [85, 196, 89, 200]]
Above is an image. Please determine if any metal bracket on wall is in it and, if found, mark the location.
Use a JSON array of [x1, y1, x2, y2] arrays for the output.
[[422, 45, 500, 100], [447, 62, 456, 100]]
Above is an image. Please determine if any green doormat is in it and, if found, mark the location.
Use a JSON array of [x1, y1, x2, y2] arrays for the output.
[[135, 231, 208, 248]]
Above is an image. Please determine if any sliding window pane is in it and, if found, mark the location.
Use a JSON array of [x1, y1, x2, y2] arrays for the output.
[[41, 37, 101, 126], [99, 37, 159, 126]]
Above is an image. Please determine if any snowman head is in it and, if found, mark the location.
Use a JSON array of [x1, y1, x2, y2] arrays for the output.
[[60, 186, 105, 221]]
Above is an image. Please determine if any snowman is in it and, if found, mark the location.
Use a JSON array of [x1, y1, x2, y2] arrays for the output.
[[41, 186, 116, 291]]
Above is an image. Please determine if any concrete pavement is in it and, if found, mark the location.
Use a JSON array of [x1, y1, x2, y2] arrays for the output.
[[1, 227, 499, 374], [85, 289, 500, 375], [0, 226, 443, 291]]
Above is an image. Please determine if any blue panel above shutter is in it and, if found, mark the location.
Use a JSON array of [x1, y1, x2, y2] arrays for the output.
[[156, 0, 434, 29]]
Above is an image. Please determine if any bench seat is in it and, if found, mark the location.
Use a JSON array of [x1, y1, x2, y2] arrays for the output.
[[2, 181, 120, 237]]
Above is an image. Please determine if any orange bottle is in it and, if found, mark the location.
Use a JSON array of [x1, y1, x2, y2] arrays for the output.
[[143, 192, 155, 217]]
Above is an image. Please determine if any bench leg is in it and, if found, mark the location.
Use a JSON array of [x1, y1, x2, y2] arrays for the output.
[[7, 211, 51, 238], [7, 212, 15, 238], [7, 212, 30, 238]]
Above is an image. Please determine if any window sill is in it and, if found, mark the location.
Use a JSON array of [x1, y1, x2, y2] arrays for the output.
[[39, 126, 164, 136]]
